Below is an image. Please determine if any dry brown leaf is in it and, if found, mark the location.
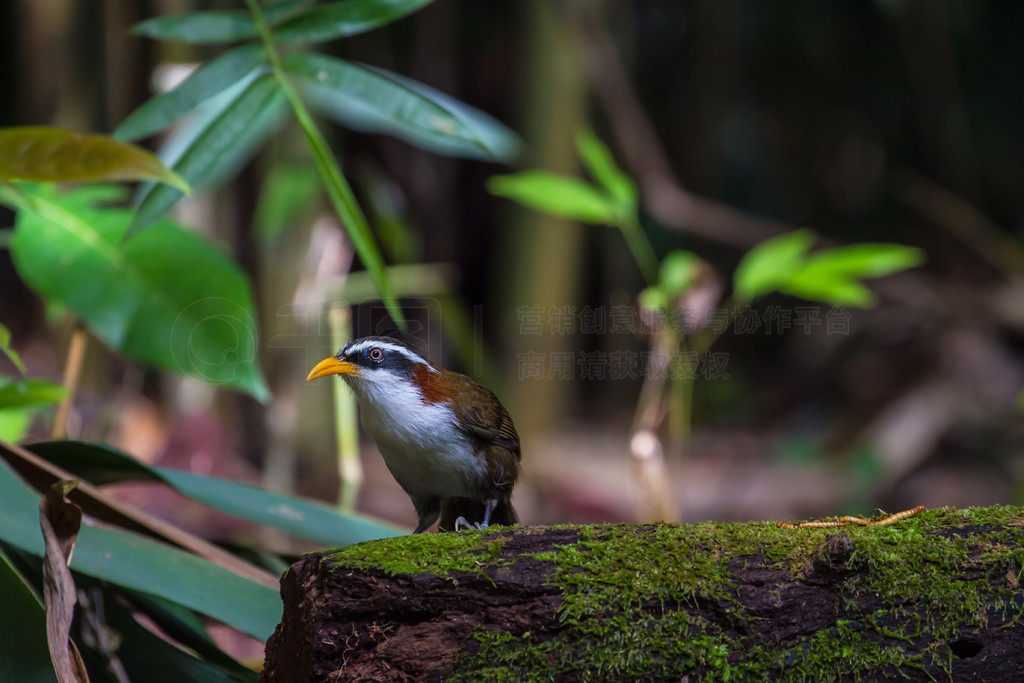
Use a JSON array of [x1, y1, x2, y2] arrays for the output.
[[40, 480, 89, 683]]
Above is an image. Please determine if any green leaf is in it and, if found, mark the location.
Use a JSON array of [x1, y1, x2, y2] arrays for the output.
[[287, 54, 519, 161], [638, 286, 667, 312], [779, 271, 876, 307], [0, 378, 66, 410], [0, 323, 26, 374], [659, 250, 700, 297], [0, 127, 189, 193], [131, 0, 309, 43], [100, 589, 257, 683], [29, 441, 407, 545], [114, 44, 268, 142], [0, 408, 36, 443], [0, 548, 56, 683], [0, 459, 280, 641], [133, 11, 258, 43], [798, 243, 925, 279], [733, 229, 816, 302], [488, 172, 621, 224], [273, 0, 434, 44], [8, 187, 270, 402], [119, 591, 254, 679], [575, 128, 636, 208], [131, 73, 288, 233]]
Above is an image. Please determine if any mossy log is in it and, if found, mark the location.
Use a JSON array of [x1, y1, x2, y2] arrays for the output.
[[262, 506, 1024, 682]]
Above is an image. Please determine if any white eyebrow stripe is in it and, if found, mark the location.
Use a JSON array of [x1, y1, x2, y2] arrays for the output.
[[345, 340, 438, 372]]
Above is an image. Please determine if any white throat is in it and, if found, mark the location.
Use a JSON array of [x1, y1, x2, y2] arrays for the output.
[[344, 371, 487, 499]]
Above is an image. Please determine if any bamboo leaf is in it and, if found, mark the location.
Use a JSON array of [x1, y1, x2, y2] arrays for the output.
[[133, 11, 258, 43], [0, 127, 189, 193], [273, 0, 434, 44], [132, 0, 309, 43], [114, 44, 268, 141], [488, 171, 621, 224], [733, 229, 815, 302], [290, 54, 519, 161], [131, 73, 287, 234], [575, 128, 636, 208], [0, 378, 66, 410], [29, 440, 408, 545], [0, 548, 56, 683], [0, 459, 280, 641]]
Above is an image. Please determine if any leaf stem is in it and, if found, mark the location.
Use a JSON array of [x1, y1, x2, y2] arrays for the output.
[[244, 0, 406, 329], [621, 214, 659, 285]]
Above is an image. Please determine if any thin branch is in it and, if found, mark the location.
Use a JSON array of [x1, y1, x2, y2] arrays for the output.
[[52, 322, 87, 440], [569, 3, 790, 248]]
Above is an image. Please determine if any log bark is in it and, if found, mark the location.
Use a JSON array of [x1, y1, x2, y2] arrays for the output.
[[262, 507, 1024, 682]]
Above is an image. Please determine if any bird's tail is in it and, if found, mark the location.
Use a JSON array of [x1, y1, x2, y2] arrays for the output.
[[438, 497, 517, 532]]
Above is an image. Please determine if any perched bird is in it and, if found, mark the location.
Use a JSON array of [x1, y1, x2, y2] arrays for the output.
[[306, 336, 520, 533]]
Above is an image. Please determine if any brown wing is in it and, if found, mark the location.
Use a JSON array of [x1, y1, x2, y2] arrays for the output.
[[445, 370, 521, 460]]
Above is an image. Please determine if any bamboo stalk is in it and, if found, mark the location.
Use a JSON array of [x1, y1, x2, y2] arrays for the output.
[[52, 323, 87, 440]]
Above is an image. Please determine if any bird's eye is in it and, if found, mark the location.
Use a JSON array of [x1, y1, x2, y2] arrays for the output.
[[368, 347, 384, 362]]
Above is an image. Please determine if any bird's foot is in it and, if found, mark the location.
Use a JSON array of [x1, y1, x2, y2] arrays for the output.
[[454, 516, 489, 531]]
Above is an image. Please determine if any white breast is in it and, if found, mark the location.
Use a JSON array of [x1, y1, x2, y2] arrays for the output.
[[345, 371, 487, 499]]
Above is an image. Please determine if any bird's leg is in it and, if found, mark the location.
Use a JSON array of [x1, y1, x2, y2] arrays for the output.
[[777, 505, 925, 529], [454, 499, 499, 532], [480, 498, 497, 527]]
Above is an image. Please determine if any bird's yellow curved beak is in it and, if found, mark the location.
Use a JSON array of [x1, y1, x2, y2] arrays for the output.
[[306, 356, 360, 382]]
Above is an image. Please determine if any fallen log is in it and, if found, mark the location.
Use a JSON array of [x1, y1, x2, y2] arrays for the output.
[[262, 506, 1024, 681]]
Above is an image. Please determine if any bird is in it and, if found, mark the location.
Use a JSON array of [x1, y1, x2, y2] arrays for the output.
[[306, 336, 520, 534]]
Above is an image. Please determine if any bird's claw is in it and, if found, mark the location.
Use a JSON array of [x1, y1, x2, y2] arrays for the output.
[[454, 516, 489, 532]]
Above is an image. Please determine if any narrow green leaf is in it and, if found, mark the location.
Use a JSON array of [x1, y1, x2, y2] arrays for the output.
[[242, 0, 405, 326], [488, 171, 620, 224], [0, 548, 56, 683], [10, 187, 270, 402], [278, 82, 405, 328], [0, 459, 280, 641], [0, 378, 66, 410], [0, 324, 26, 374], [575, 128, 636, 208], [0, 127, 189, 193], [779, 272, 876, 308], [273, 0, 434, 44], [799, 243, 925, 279], [287, 54, 516, 161], [132, 11, 257, 43], [29, 441, 408, 545], [131, 73, 287, 233], [733, 229, 816, 302], [114, 44, 267, 142], [131, 0, 310, 42], [295, 57, 520, 161]]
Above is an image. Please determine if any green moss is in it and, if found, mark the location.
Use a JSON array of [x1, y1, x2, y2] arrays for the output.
[[327, 506, 1024, 680], [327, 526, 510, 581]]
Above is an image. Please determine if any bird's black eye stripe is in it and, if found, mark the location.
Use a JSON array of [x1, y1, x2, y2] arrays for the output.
[[368, 347, 384, 362]]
